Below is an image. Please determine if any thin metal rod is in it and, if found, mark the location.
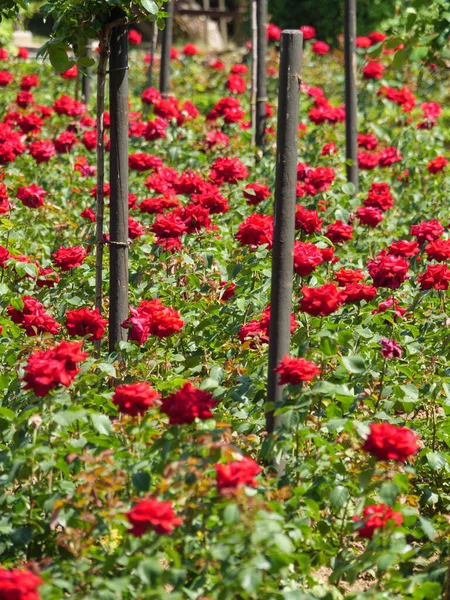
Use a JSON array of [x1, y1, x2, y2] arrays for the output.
[[109, 21, 129, 352], [146, 20, 158, 89], [160, 0, 174, 97], [344, 0, 358, 193], [81, 38, 92, 105], [266, 30, 303, 445], [255, 0, 268, 148]]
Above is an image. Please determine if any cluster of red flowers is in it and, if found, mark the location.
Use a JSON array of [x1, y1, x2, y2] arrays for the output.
[[8, 296, 60, 337], [22, 340, 89, 397], [0, 567, 43, 600], [121, 299, 184, 345]]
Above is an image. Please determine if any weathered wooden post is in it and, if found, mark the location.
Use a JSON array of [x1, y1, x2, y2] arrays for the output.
[[145, 20, 158, 89], [109, 20, 129, 352], [81, 39, 92, 105], [250, 0, 257, 146], [344, 0, 358, 193], [255, 0, 268, 148], [266, 30, 303, 447], [159, 0, 175, 97]]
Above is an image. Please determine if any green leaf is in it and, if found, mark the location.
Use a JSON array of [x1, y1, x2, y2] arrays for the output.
[[385, 36, 403, 49], [132, 472, 151, 492], [97, 362, 117, 377], [141, 0, 159, 14], [341, 182, 355, 196], [330, 485, 349, 510], [223, 503, 240, 524], [340, 355, 366, 374], [392, 48, 409, 69], [137, 558, 164, 585], [426, 451, 447, 472], [419, 516, 436, 541], [49, 45, 72, 72], [410, 46, 428, 62], [0, 407, 14, 421], [91, 414, 112, 436]]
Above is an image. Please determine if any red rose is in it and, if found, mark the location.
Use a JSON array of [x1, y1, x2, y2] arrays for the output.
[[368, 31, 386, 43], [293, 241, 323, 276], [17, 47, 29, 59], [243, 183, 271, 206], [387, 240, 420, 258], [427, 156, 447, 174], [216, 456, 262, 494], [140, 196, 180, 214], [16, 184, 46, 208], [220, 281, 236, 301], [372, 296, 406, 320], [129, 153, 163, 172], [355, 206, 384, 228], [363, 182, 394, 211], [425, 239, 450, 262], [141, 86, 161, 106], [0, 567, 43, 600], [60, 65, 78, 79], [128, 29, 142, 45], [274, 355, 321, 384], [326, 220, 353, 244], [300, 25, 316, 40], [161, 382, 217, 425], [363, 422, 419, 462], [127, 498, 182, 536], [0, 183, 9, 214], [143, 117, 168, 141], [358, 152, 380, 170], [183, 43, 199, 56], [312, 41, 330, 55], [16, 90, 34, 108], [378, 146, 402, 167], [17, 114, 43, 134], [363, 61, 385, 79], [341, 283, 377, 304], [356, 36, 372, 48], [334, 268, 365, 286], [295, 205, 323, 234], [112, 382, 160, 416], [267, 23, 281, 42], [191, 183, 229, 214], [209, 157, 248, 185], [235, 214, 273, 249], [226, 74, 246, 94], [358, 133, 378, 150], [418, 264, 450, 290], [66, 307, 107, 341], [22, 340, 89, 397], [367, 251, 409, 289], [52, 245, 87, 271], [151, 213, 188, 238], [204, 130, 230, 150], [80, 207, 96, 222], [53, 94, 85, 117], [321, 142, 337, 156], [54, 131, 77, 153], [121, 299, 184, 344], [410, 219, 444, 244], [230, 63, 248, 75], [29, 140, 56, 164], [8, 296, 60, 337], [0, 71, 13, 87], [299, 283, 343, 316], [354, 504, 403, 539]]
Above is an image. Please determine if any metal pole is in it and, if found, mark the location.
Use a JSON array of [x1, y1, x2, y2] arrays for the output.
[[109, 21, 129, 352], [146, 20, 158, 89], [344, 0, 358, 193], [266, 31, 303, 444], [255, 0, 268, 148], [159, 0, 175, 97]]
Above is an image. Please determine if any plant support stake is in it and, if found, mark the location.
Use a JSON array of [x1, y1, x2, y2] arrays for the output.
[[344, 0, 358, 193], [255, 0, 268, 148], [250, 0, 257, 146], [266, 30, 303, 455], [160, 0, 175, 97], [109, 20, 129, 352]]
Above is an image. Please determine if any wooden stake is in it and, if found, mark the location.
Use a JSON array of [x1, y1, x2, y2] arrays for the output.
[[160, 0, 174, 97], [344, 0, 358, 193], [255, 0, 268, 148], [109, 21, 129, 352], [266, 30, 303, 457]]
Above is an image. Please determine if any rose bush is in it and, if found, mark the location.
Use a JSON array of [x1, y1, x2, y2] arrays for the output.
[[0, 17, 449, 600]]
